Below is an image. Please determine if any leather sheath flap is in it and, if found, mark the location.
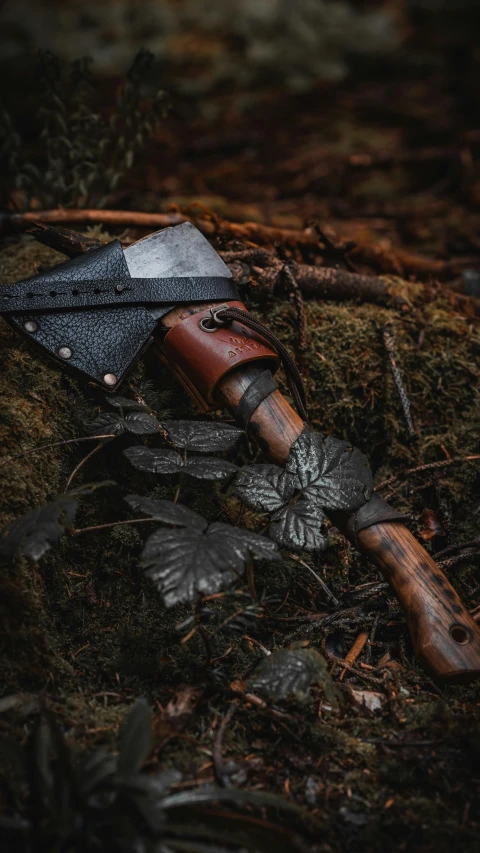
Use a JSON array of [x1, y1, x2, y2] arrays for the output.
[[0, 239, 238, 389]]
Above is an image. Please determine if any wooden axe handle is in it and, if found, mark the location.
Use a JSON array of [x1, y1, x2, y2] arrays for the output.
[[158, 310, 480, 683]]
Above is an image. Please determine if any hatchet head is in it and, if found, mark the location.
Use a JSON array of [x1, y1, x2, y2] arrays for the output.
[[125, 221, 230, 279], [2, 223, 237, 388]]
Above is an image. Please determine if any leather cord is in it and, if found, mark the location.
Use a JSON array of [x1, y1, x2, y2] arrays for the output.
[[207, 305, 309, 421]]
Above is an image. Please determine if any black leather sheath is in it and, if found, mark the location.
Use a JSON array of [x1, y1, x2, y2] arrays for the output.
[[0, 239, 238, 388]]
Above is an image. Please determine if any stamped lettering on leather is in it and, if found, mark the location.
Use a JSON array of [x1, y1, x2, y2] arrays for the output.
[[216, 330, 264, 358]]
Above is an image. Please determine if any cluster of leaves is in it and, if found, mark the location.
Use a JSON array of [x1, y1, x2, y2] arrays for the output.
[[1, 394, 373, 610], [236, 427, 373, 554], [126, 494, 278, 608], [0, 700, 305, 853], [0, 49, 168, 209]]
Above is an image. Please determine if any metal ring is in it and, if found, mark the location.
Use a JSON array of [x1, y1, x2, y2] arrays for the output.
[[198, 317, 219, 333]]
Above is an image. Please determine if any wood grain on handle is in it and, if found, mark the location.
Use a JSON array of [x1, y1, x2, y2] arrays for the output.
[[157, 316, 480, 682]]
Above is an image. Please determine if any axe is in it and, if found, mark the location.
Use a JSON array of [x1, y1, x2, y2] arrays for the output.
[[2, 221, 479, 682]]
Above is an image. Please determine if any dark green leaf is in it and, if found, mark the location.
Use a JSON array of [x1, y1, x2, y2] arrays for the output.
[[184, 457, 239, 481], [141, 522, 278, 607], [105, 395, 151, 412], [269, 501, 326, 553], [124, 446, 183, 474], [0, 495, 78, 561], [247, 647, 330, 702], [165, 421, 243, 452], [125, 495, 207, 532], [118, 699, 152, 774], [125, 412, 161, 435], [124, 448, 237, 481], [287, 427, 373, 512], [88, 412, 125, 436], [235, 465, 296, 512]]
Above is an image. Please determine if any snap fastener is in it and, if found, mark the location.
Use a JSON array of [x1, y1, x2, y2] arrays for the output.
[[58, 346, 72, 359], [104, 373, 117, 386], [24, 320, 38, 333]]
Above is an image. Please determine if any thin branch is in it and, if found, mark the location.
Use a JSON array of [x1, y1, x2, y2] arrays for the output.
[[339, 630, 369, 681], [376, 455, 480, 491], [72, 517, 157, 535], [6, 208, 477, 283], [290, 555, 339, 606], [65, 441, 107, 490], [0, 435, 116, 469], [213, 703, 237, 787]]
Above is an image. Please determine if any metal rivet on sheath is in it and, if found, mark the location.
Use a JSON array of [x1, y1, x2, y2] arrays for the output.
[[104, 373, 117, 386], [24, 320, 38, 333], [58, 346, 72, 359], [115, 284, 124, 293]]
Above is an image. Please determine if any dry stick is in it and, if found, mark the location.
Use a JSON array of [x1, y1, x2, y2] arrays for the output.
[[382, 322, 416, 438], [339, 630, 370, 681], [0, 434, 116, 469], [376, 455, 480, 491], [213, 703, 237, 787], [226, 253, 480, 318], [4, 207, 477, 280]]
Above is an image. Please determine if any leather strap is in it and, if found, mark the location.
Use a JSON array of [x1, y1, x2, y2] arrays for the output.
[[330, 491, 408, 547], [1, 241, 237, 313], [234, 370, 278, 428], [0, 239, 239, 389], [157, 302, 280, 412]]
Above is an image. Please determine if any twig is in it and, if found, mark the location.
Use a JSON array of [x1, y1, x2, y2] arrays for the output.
[[470, 604, 480, 624], [26, 222, 103, 257], [438, 549, 480, 570], [283, 263, 308, 352], [289, 555, 339, 606], [376, 455, 480, 491], [0, 434, 116, 469], [246, 559, 257, 601], [72, 517, 158, 535], [2, 208, 318, 249], [321, 644, 385, 686], [339, 630, 369, 681], [65, 441, 108, 490], [213, 703, 237, 787], [382, 322, 416, 438], [432, 536, 480, 561]]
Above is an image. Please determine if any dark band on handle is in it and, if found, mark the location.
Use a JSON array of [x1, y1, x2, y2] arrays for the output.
[[330, 491, 408, 548], [234, 369, 278, 428]]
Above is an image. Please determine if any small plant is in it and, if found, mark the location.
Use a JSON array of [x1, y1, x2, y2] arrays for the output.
[[0, 50, 168, 210], [1, 398, 372, 610], [1, 700, 307, 852]]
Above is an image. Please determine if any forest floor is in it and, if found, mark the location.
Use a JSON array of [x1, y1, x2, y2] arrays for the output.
[[1, 57, 480, 852]]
